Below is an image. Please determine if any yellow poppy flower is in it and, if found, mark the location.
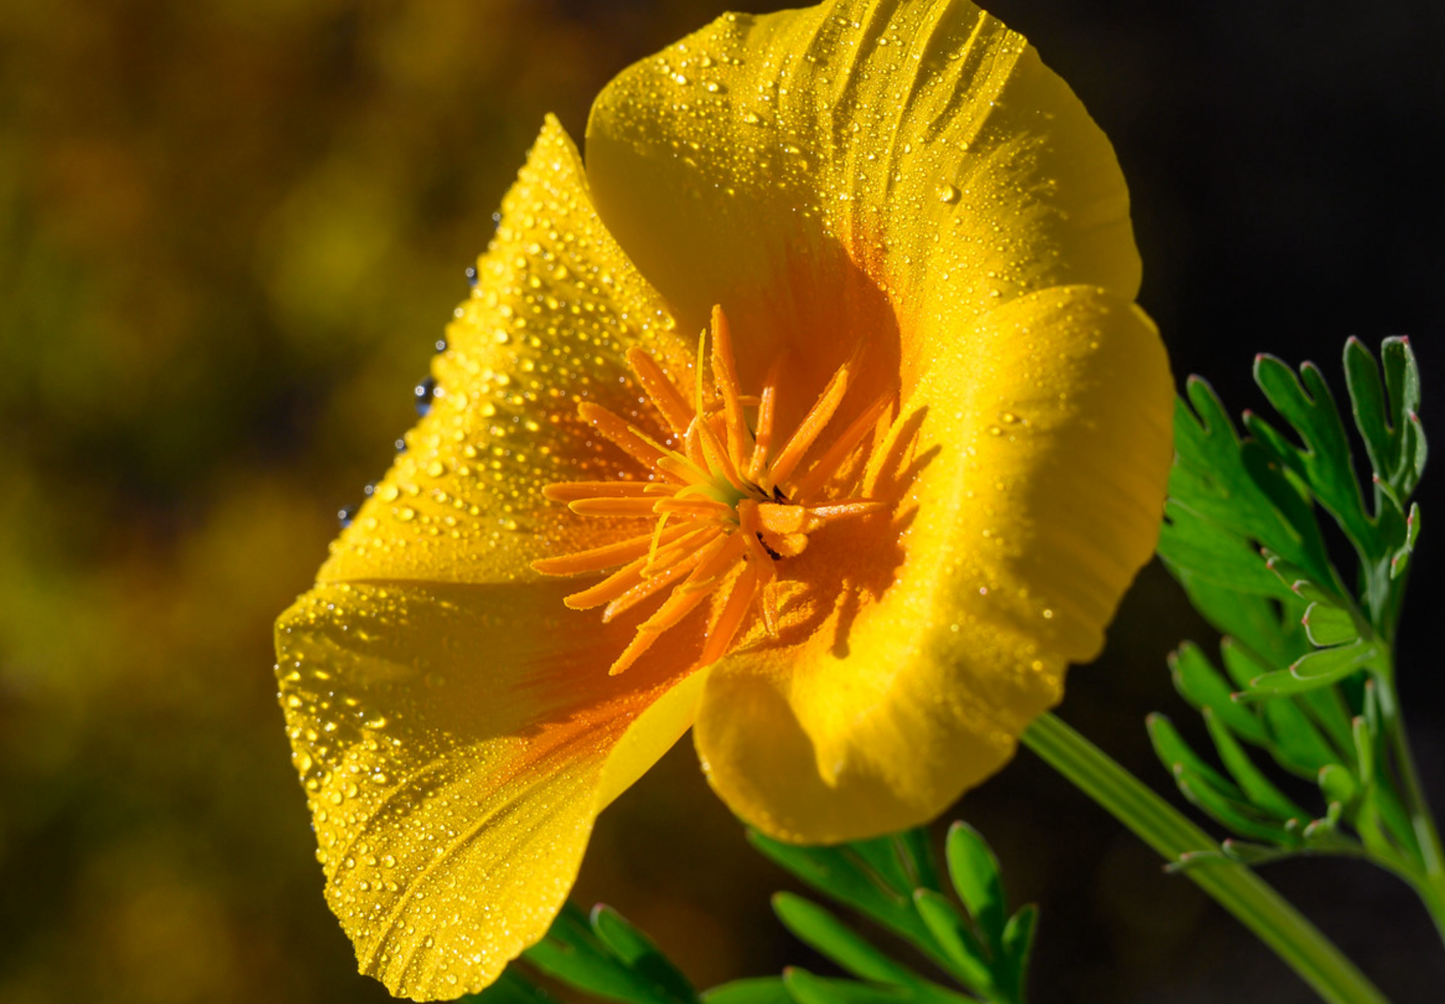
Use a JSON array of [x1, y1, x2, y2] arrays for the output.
[[274, 0, 1173, 998]]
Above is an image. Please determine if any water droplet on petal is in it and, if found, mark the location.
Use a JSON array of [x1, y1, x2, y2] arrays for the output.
[[414, 376, 437, 416]]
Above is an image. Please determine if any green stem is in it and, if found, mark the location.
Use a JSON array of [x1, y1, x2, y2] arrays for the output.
[[1022, 712, 1390, 1004], [1378, 680, 1445, 941]]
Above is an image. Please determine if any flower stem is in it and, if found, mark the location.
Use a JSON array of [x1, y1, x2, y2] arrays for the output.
[[1377, 678, 1445, 942], [1021, 712, 1391, 1004]]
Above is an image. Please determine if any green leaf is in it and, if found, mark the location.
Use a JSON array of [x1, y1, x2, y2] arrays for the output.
[[463, 968, 559, 1004], [779, 970, 960, 1004], [1318, 763, 1360, 809], [1346, 335, 1427, 497], [1391, 502, 1420, 579], [1174, 768, 1301, 845], [1202, 708, 1308, 823], [1293, 686, 1356, 761], [1220, 840, 1295, 865], [781, 969, 875, 1004], [1170, 380, 1325, 566], [1148, 714, 1300, 844], [998, 905, 1038, 1003], [771, 895, 921, 989], [1169, 642, 1268, 745], [746, 833, 936, 955], [703, 980, 795, 1004], [1352, 715, 1376, 785], [1218, 636, 1277, 689], [912, 890, 994, 992], [1159, 501, 1296, 595], [1248, 355, 1374, 557], [1240, 642, 1373, 698], [1290, 641, 1374, 681], [524, 903, 692, 1004], [1146, 714, 1243, 799], [894, 829, 945, 894], [1178, 575, 1309, 672], [943, 822, 1006, 947], [844, 831, 940, 899], [1261, 699, 1343, 777], [1302, 602, 1358, 647], [590, 906, 697, 1004], [1382, 338, 1427, 495], [1237, 669, 1332, 699]]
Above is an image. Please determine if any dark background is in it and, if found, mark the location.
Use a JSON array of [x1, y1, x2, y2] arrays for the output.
[[1, 1, 1441, 1002]]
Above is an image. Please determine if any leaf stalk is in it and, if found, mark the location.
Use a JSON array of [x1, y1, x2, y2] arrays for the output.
[[1022, 711, 1391, 1004]]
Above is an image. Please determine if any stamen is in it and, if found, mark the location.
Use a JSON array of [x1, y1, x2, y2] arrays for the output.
[[748, 356, 784, 481], [578, 403, 674, 475], [701, 562, 761, 666], [608, 533, 748, 675], [626, 347, 694, 437], [563, 527, 716, 609], [652, 497, 734, 518], [709, 306, 749, 472], [604, 537, 719, 621], [543, 481, 655, 502], [567, 497, 664, 517], [767, 359, 852, 486], [538, 308, 892, 675], [603, 562, 692, 622], [809, 500, 889, 521], [657, 453, 712, 485], [736, 501, 781, 636], [644, 512, 671, 574], [790, 392, 894, 499], [693, 328, 707, 419], [532, 522, 693, 576]]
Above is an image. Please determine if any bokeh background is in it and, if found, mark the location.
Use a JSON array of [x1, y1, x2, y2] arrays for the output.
[[2, 1, 1442, 1002]]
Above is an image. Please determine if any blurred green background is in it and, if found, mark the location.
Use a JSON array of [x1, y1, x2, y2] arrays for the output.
[[1, 1, 1441, 1002]]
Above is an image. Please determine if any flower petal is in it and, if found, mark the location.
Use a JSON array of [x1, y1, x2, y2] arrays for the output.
[[586, 0, 1140, 392], [278, 117, 711, 998], [694, 286, 1172, 843], [276, 580, 705, 1000], [321, 114, 691, 588]]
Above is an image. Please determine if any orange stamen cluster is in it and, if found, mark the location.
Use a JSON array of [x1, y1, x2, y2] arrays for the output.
[[533, 306, 893, 676]]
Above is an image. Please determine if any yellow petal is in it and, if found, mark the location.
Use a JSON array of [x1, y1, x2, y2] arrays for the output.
[[587, 0, 1140, 397], [694, 286, 1172, 843], [321, 114, 692, 587], [278, 117, 711, 998], [276, 580, 704, 1000]]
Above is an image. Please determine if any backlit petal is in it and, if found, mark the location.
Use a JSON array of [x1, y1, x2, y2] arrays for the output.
[[694, 286, 1172, 843], [321, 115, 692, 587], [278, 117, 710, 998], [276, 581, 705, 1000], [587, 0, 1140, 399]]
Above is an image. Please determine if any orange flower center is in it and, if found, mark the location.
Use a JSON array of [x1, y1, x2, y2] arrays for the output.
[[532, 306, 894, 676]]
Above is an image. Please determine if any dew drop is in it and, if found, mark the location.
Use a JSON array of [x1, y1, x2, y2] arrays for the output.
[[414, 376, 437, 416], [937, 183, 961, 204]]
